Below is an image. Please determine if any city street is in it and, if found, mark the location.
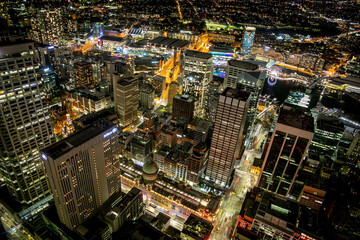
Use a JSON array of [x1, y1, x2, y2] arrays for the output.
[[210, 169, 257, 240]]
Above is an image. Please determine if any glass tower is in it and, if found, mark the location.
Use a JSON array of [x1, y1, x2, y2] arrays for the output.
[[0, 38, 55, 205]]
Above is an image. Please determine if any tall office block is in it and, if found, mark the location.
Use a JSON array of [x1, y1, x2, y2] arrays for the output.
[[168, 81, 179, 106], [41, 121, 121, 230], [257, 107, 314, 198], [113, 76, 139, 126], [30, 9, 63, 46], [205, 88, 250, 188], [182, 50, 213, 107], [139, 82, 155, 110], [172, 94, 195, 121], [310, 114, 344, 157], [0, 37, 55, 205], [74, 61, 95, 88], [347, 131, 360, 165], [224, 60, 259, 89], [241, 27, 256, 55], [237, 69, 266, 129], [206, 79, 222, 123]]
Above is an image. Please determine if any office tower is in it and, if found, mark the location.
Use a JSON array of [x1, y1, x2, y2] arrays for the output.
[[104, 187, 144, 232], [168, 81, 179, 106], [182, 50, 213, 107], [205, 88, 251, 188], [74, 61, 95, 88], [187, 142, 208, 185], [257, 107, 314, 198], [30, 9, 63, 46], [172, 94, 195, 121], [0, 37, 55, 205], [224, 60, 259, 89], [241, 27, 256, 55], [206, 79, 222, 123], [237, 68, 266, 130], [113, 76, 139, 126], [139, 82, 155, 110], [130, 130, 153, 165], [310, 115, 344, 158], [194, 120, 211, 144], [41, 121, 121, 230], [182, 72, 204, 99]]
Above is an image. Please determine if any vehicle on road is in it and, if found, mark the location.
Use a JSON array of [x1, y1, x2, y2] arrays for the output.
[[216, 227, 220, 233]]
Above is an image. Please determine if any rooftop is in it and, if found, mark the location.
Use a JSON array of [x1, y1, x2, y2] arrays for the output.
[[182, 214, 213, 240], [69, 87, 109, 101], [317, 114, 344, 133], [221, 87, 251, 101], [277, 107, 314, 132], [174, 94, 195, 103], [42, 119, 115, 159], [228, 59, 259, 71], [149, 36, 189, 49], [185, 50, 212, 60]]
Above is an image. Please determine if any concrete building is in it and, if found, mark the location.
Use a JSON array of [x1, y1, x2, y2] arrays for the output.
[[104, 187, 144, 233], [241, 27, 256, 55], [159, 125, 178, 148], [205, 88, 251, 188], [66, 87, 111, 114], [181, 214, 213, 240], [347, 131, 360, 166], [187, 142, 209, 185], [168, 81, 180, 106], [224, 60, 260, 89], [250, 191, 299, 240], [41, 121, 121, 230], [30, 9, 63, 46], [194, 120, 211, 144], [310, 114, 344, 158], [74, 61, 95, 89], [139, 82, 155, 110], [257, 107, 314, 199], [206, 79, 222, 123], [172, 94, 195, 121], [0, 37, 55, 206], [182, 50, 213, 107], [113, 76, 139, 126], [130, 130, 153, 165]]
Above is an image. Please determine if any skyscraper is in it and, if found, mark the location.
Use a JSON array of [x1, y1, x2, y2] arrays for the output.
[[113, 76, 139, 126], [182, 50, 213, 108], [257, 107, 314, 198], [74, 61, 95, 89], [205, 88, 250, 188], [30, 9, 63, 46], [241, 27, 256, 55], [172, 94, 195, 121], [0, 37, 55, 205], [224, 60, 260, 89], [41, 120, 121, 230]]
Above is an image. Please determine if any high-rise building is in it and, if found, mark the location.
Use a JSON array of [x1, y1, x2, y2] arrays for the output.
[[41, 120, 121, 230], [237, 69, 266, 130], [74, 61, 95, 88], [241, 27, 256, 55], [168, 81, 179, 106], [310, 114, 344, 158], [30, 9, 63, 46], [172, 94, 195, 121], [182, 50, 213, 107], [113, 76, 139, 126], [139, 82, 155, 110], [205, 88, 251, 188], [130, 130, 153, 165], [0, 37, 55, 205], [257, 107, 314, 198], [206, 79, 222, 123], [187, 142, 209, 185], [224, 60, 259, 89], [347, 131, 360, 166]]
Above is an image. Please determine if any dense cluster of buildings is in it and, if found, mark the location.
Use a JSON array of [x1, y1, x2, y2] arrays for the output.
[[0, 1, 360, 240]]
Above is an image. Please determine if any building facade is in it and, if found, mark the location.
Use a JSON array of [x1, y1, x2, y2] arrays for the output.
[[172, 94, 195, 121], [205, 88, 250, 188], [41, 121, 121, 230], [113, 76, 139, 126], [257, 107, 314, 199], [74, 61, 95, 89], [0, 38, 55, 205]]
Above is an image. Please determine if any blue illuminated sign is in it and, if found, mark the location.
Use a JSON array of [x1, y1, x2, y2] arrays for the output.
[[103, 128, 118, 138], [41, 153, 47, 160]]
